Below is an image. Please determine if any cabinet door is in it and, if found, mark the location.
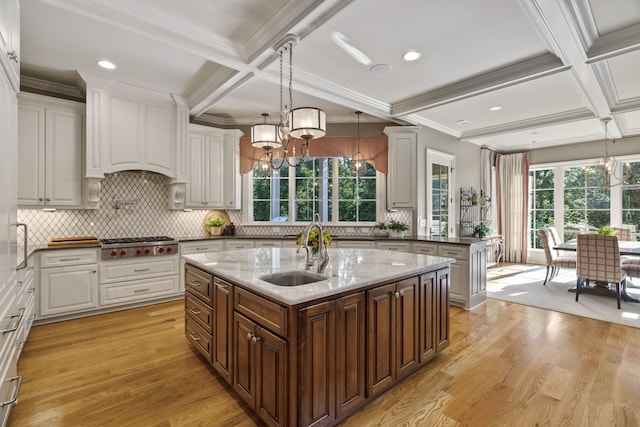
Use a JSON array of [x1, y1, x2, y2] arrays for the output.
[[17, 103, 45, 205], [186, 133, 207, 207], [0, 0, 20, 91], [366, 283, 396, 396], [45, 107, 83, 206], [335, 292, 365, 418], [143, 101, 174, 176], [222, 134, 241, 209], [255, 325, 287, 427], [234, 312, 256, 408], [299, 300, 335, 427], [419, 271, 436, 363], [385, 127, 417, 209], [396, 276, 419, 380], [205, 134, 224, 207], [213, 278, 233, 385], [436, 268, 450, 351], [40, 265, 98, 316], [449, 261, 468, 305]]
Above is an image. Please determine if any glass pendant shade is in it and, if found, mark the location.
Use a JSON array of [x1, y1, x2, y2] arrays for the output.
[[251, 123, 280, 150], [288, 107, 326, 140], [352, 150, 367, 176]]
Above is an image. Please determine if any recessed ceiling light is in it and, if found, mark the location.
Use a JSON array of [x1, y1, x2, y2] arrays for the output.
[[97, 60, 116, 70], [455, 119, 471, 125], [403, 50, 421, 61], [489, 106, 502, 111]]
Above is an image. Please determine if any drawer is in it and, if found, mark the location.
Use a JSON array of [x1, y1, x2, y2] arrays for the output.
[[185, 315, 213, 362], [438, 245, 468, 261], [100, 257, 178, 283], [337, 241, 375, 249], [40, 249, 98, 268], [254, 240, 281, 248], [234, 287, 287, 337], [99, 276, 179, 306], [185, 264, 213, 303], [413, 243, 438, 255], [376, 241, 412, 252], [225, 241, 254, 250], [181, 241, 225, 254], [185, 291, 213, 332]]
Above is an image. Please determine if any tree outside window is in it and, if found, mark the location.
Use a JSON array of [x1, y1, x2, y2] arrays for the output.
[[528, 168, 554, 249], [564, 166, 610, 240], [622, 162, 640, 240]]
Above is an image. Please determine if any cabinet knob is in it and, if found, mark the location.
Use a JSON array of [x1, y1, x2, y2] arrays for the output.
[[394, 291, 400, 299], [251, 336, 260, 344], [8, 51, 18, 63], [46, 198, 51, 202], [246, 332, 252, 341], [38, 198, 44, 201]]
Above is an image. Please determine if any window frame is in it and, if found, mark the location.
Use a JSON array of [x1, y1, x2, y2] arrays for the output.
[[242, 157, 387, 225]]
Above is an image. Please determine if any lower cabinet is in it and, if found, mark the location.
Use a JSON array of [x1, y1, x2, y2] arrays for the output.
[[233, 312, 287, 427], [366, 277, 419, 397], [185, 263, 450, 427]]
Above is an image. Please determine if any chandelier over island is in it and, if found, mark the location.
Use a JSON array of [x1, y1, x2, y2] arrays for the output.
[[250, 34, 326, 173]]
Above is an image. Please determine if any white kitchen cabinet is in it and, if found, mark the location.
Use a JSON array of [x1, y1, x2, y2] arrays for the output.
[[39, 249, 99, 318], [18, 93, 84, 207], [437, 242, 487, 310], [225, 241, 254, 250], [412, 242, 438, 255], [384, 127, 418, 210], [0, 0, 20, 91], [336, 241, 375, 249], [186, 124, 243, 209], [376, 241, 412, 252]]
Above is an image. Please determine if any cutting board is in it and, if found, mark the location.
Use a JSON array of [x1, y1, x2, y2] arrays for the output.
[[48, 236, 100, 247]]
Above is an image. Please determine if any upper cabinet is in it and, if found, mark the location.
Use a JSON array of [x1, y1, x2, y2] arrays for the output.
[[186, 124, 243, 209], [385, 126, 418, 210], [18, 93, 84, 208], [0, 0, 20, 91]]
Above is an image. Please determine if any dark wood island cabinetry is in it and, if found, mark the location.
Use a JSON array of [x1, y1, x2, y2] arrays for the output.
[[183, 248, 452, 427]]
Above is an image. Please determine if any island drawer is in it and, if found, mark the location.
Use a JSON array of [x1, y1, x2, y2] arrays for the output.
[[185, 315, 212, 362], [185, 264, 213, 303], [185, 291, 213, 332], [438, 245, 468, 261], [234, 287, 287, 337]]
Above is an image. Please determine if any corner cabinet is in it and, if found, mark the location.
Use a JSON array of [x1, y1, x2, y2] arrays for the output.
[[384, 126, 418, 210], [17, 93, 84, 208], [186, 124, 243, 209], [0, 0, 20, 91]]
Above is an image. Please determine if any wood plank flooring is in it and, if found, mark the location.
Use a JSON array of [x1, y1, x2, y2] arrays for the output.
[[9, 294, 640, 426]]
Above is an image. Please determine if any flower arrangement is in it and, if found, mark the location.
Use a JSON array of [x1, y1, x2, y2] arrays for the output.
[[297, 229, 332, 254]]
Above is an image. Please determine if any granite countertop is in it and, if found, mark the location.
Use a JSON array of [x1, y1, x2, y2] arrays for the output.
[[183, 247, 454, 306], [176, 234, 488, 245]]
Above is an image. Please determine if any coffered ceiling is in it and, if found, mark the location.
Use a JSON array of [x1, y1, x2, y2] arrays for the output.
[[19, 0, 640, 151]]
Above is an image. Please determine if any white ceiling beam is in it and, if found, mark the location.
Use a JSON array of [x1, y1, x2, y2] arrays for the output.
[[391, 53, 567, 116], [586, 22, 640, 63]]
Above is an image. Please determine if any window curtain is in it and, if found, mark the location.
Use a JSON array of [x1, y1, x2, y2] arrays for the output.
[[239, 135, 388, 174], [480, 148, 498, 228], [496, 152, 529, 263]]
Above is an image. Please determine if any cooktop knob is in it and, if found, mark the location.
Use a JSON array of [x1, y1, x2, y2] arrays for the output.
[[136, 249, 142, 255], [120, 250, 127, 256], [166, 247, 173, 253], [110, 250, 117, 257], [144, 248, 151, 254], [159, 247, 165, 253]]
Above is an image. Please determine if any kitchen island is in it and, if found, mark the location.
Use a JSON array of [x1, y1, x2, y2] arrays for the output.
[[183, 247, 453, 427]]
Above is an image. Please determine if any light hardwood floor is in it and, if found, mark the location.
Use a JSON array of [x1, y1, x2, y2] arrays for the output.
[[9, 292, 640, 426]]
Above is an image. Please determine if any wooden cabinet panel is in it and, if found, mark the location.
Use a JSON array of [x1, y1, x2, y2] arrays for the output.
[[185, 264, 213, 303], [234, 312, 256, 408], [185, 291, 213, 332], [419, 271, 436, 363], [234, 287, 287, 337], [299, 301, 335, 427], [185, 314, 212, 362], [213, 278, 233, 384], [256, 326, 287, 427], [366, 283, 396, 396], [436, 268, 450, 352], [335, 292, 365, 418], [396, 277, 419, 380]]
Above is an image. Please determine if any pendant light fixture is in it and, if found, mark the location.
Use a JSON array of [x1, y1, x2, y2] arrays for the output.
[[352, 111, 367, 176], [582, 118, 630, 187], [251, 113, 280, 150], [256, 34, 326, 172]]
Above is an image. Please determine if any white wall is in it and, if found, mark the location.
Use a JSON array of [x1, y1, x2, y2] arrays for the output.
[[529, 134, 640, 165], [415, 127, 482, 236]]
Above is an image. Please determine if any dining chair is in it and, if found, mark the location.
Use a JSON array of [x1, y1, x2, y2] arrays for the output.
[[538, 227, 576, 285], [611, 227, 633, 241], [576, 234, 627, 309]]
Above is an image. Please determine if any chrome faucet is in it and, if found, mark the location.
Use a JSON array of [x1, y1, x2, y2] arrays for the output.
[[296, 213, 330, 273]]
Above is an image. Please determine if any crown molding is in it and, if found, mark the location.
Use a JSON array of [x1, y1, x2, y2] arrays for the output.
[[20, 75, 84, 100], [586, 23, 640, 63]]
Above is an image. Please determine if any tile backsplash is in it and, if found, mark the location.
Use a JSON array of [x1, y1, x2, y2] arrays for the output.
[[18, 171, 413, 245]]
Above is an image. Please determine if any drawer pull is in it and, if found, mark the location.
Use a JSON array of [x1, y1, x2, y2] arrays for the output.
[[16, 281, 23, 288], [134, 268, 150, 273], [60, 257, 81, 262], [189, 280, 202, 287], [134, 288, 151, 293], [195, 247, 207, 251], [27, 287, 35, 294], [1, 376, 22, 407], [217, 283, 227, 289], [188, 331, 201, 342], [189, 307, 202, 315], [445, 251, 458, 256], [3, 309, 24, 334]]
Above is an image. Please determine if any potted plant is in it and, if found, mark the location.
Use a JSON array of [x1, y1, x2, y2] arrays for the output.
[[473, 223, 492, 238], [205, 216, 226, 236], [388, 220, 409, 238], [373, 221, 388, 237], [596, 225, 617, 236]]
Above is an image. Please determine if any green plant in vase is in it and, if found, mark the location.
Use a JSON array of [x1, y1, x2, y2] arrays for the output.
[[473, 223, 492, 238], [595, 226, 616, 236], [205, 216, 226, 236], [388, 220, 409, 238]]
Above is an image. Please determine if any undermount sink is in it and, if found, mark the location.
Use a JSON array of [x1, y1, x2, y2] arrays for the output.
[[260, 271, 327, 287]]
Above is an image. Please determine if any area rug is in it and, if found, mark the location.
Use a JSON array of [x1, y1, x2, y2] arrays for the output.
[[487, 264, 640, 328]]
